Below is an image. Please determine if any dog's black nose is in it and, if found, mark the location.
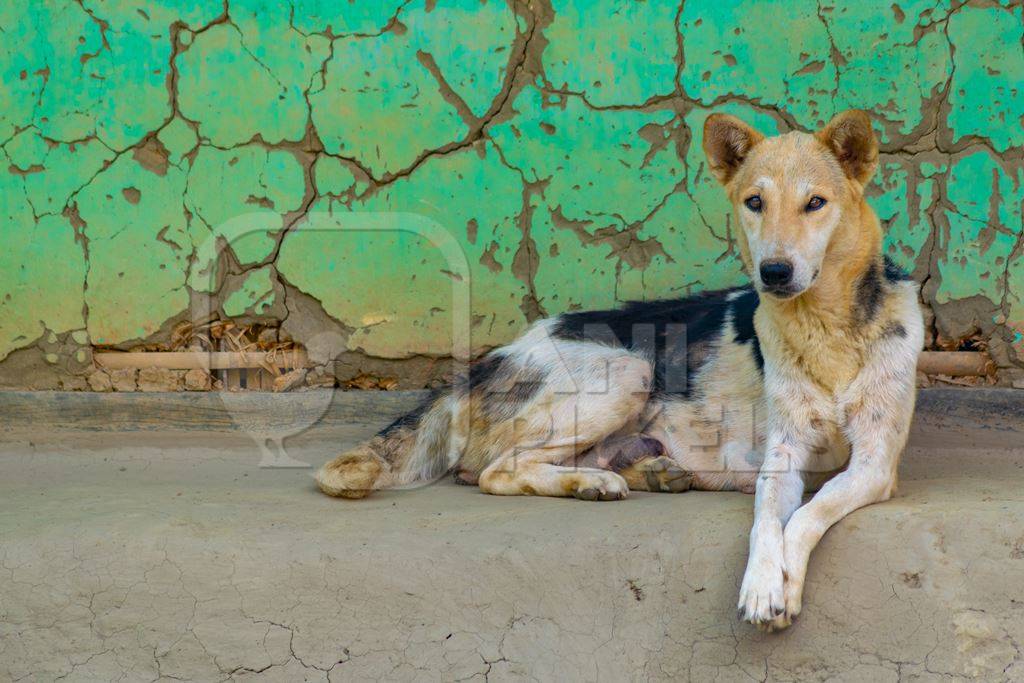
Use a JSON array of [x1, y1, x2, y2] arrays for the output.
[[759, 260, 793, 288]]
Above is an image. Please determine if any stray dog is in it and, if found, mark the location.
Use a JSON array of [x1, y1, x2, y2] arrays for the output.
[[316, 110, 924, 631]]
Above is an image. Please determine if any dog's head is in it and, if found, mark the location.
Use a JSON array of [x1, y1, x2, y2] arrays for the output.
[[702, 110, 879, 299]]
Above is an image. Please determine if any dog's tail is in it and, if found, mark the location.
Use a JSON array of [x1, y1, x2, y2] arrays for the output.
[[316, 391, 458, 498]]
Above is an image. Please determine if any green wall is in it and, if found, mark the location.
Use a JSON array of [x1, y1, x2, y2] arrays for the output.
[[2, 0, 1023, 385]]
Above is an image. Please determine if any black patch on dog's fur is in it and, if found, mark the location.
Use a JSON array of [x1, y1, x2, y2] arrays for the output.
[[380, 353, 544, 438], [468, 353, 544, 420], [883, 256, 912, 283], [859, 257, 915, 326], [729, 288, 764, 371], [377, 391, 438, 437], [376, 354, 509, 437], [552, 288, 753, 396], [855, 260, 884, 324], [880, 321, 907, 339], [482, 371, 544, 420], [467, 353, 501, 389]]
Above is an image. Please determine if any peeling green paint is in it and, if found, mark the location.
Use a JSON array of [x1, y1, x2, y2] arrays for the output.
[[77, 155, 191, 345], [0, 0, 1022, 373], [185, 145, 306, 292], [223, 265, 276, 317], [544, 0, 678, 106], [937, 151, 1024, 305], [312, 156, 358, 197], [6, 131, 114, 216], [823, 0, 953, 139], [278, 208, 470, 357], [872, 160, 937, 275], [679, 1, 836, 129], [0, 198, 86, 359], [309, 0, 517, 178], [946, 5, 1024, 152], [279, 141, 526, 356], [178, 19, 324, 147], [157, 118, 199, 165], [491, 87, 684, 224]]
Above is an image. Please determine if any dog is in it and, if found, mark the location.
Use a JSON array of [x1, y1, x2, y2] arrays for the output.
[[316, 110, 924, 631]]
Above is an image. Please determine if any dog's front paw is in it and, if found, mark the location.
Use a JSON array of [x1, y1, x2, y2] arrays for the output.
[[737, 549, 788, 630], [780, 576, 803, 627], [780, 532, 809, 625], [572, 469, 629, 501]]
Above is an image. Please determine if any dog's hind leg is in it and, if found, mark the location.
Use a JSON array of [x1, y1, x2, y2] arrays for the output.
[[480, 452, 632, 501], [477, 354, 654, 501], [317, 392, 455, 498]]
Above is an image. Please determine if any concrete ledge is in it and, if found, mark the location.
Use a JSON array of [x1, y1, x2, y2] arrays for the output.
[[0, 388, 425, 434], [1, 387, 1020, 436]]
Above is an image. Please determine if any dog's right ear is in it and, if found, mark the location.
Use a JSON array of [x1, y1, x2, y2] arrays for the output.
[[702, 114, 764, 185]]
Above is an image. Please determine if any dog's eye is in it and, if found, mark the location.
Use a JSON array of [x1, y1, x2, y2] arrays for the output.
[[806, 196, 827, 211], [744, 195, 763, 213]]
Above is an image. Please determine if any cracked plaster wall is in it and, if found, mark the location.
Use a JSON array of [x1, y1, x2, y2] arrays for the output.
[[1, 0, 1023, 387]]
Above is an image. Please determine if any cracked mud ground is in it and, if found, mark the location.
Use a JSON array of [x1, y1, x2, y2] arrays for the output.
[[1, 390, 1022, 681]]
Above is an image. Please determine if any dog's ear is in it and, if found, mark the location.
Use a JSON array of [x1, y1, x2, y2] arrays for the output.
[[702, 114, 765, 185], [816, 110, 878, 186]]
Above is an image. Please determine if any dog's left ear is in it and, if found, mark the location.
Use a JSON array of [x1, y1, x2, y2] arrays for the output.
[[816, 110, 878, 186]]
